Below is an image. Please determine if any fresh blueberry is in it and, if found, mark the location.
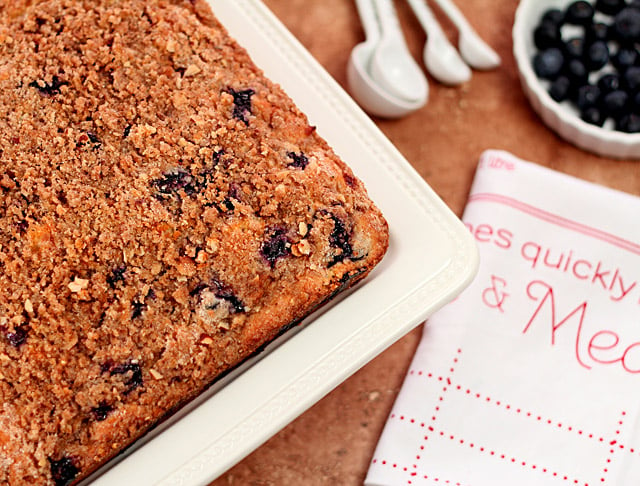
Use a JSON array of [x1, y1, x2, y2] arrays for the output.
[[581, 106, 606, 126], [49, 456, 79, 486], [576, 84, 601, 110], [623, 65, 640, 91], [564, 37, 586, 59], [533, 48, 564, 79], [534, 22, 562, 50], [586, 22, 610, 44], [616, 113, 640, 131], [549, 76, 572, 102], [565, 1, 595, 25], [565, 58, 589, 85], [541, 8, 565, 26], [585, 41, 610, 71], [612, 47, 639, 71], [595, 0, 627, 15], [612, 8, 640, 45], [602, 90, 629, 118], [598, 73, 621, 93]]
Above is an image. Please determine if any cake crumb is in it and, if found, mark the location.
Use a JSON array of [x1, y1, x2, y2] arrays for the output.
[[0, 0, 388, 483], [149, 369, 164, 380], [184, 64, 201, 77], [195, 250, 208, 264], [68, 277, 89, 293], [24, 299, 33, 314]]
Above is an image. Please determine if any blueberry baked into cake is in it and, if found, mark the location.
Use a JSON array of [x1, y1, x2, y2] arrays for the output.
[[0, 1, 389, 484]]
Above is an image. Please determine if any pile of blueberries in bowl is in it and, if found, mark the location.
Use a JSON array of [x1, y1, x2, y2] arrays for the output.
[[532, 0, 640, 132]]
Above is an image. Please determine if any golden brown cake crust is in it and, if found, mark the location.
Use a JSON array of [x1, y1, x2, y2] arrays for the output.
[[0, 1, 388, 484]]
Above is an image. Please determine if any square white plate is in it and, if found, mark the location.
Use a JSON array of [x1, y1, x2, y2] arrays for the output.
[[88, 1, 479, 484]]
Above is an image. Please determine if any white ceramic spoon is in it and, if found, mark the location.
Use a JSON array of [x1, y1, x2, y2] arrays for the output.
[[406, 0, 471, 85], [369, 0, 429, 102], [431, 0, 500, 70], [347, 0, 427, 118]]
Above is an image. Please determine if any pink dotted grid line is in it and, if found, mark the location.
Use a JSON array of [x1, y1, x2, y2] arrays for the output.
[[408, 369, 640, 458], [412, 349, 462, 484], [371, 458, 468, 486], [600, 411, 626, 485], [370, 350, 464, 485], [386, 415, 590, 486]]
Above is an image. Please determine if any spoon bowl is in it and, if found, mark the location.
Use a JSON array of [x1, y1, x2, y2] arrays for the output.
[[458, 28, 501, 71], [406, 0, 470, 86], [347, 41, 427, 119], [369, 0, 428, 102], [424, 35, 472, 85], [431, 0, 501, 71]]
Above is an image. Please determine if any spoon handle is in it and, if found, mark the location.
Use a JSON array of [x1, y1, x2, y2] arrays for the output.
[[371, 0, 403, 41], [430, 0, 473, 33], [354, 0, 382, 43], [406, 0, 446, 40]]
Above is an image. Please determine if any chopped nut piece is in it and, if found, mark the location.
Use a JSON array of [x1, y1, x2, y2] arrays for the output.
[[24, 299, 33, 314], [0, 174, 16, 190], [184, 64, 201, 77], [144, 124, 157, 135], [292, 239, 312, 257], [205, 237, 218, 254], [166, 39, 176, 53], [199, 336, 214, 346], [68, 277, 89, 293], [298, 222, 308, 237], [149, 369, 163, 380]]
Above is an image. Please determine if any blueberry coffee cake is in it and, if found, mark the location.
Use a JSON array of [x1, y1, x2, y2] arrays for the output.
[[0, 0, 389, 484]]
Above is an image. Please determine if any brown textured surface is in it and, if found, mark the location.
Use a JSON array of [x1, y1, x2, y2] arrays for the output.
[[0, 0, 388, 484], [212, 0, 640, 485]]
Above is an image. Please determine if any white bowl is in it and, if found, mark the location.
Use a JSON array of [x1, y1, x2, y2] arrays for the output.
[[513, 0, 640, 159]]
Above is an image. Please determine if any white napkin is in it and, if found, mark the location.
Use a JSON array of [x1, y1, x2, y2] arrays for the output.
[[365, 150, 640, 486]]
